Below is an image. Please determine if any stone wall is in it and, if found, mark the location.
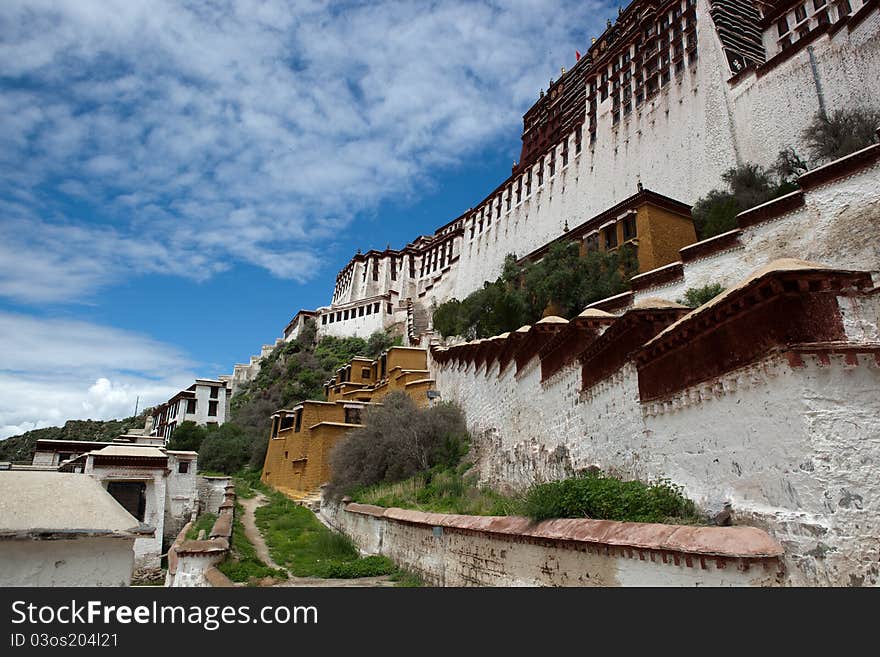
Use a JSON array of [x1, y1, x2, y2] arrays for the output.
[[323, 501, 784, 586], [165, 482, 236, 587], [431, 260, 880, 586]]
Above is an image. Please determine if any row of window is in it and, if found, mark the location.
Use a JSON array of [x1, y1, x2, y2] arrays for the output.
[[775, 0, 856, 52], [584, 215, 638, 252], [183, 399, 220, 416], [333, 241, 457, 301], [321, 301, 395, 325], [469, 130, 578, 241]]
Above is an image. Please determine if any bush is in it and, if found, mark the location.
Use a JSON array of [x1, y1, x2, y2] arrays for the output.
[[523, 471, 701, 523], [197, 424, 252, 474], [327, 392, 470, 498], [166, 421, 207, 452], [432, 244, 637, 339], [314, 556, 396, 578], [678, 283, 725, 308], [803, 107, 880, 163]]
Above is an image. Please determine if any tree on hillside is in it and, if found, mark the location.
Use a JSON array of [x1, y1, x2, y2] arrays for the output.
[[166, 421, 208, 452], [803, 107, 880, 163], [227, 320, 405, 471], [691, 163, 784, 240], [431, 244, 637, 339], [326, 391, 469, 499]]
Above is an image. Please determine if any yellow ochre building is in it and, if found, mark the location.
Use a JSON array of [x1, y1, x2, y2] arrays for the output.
[[261, 346, 435, 496]]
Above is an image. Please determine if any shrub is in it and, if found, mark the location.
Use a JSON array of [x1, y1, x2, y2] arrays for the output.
[[678, 283, 725, 308], [314, 556, 396, 578], [166, 421, 208, 452], [803, 107, 880, 163], [327, 392, 470, 498], [431, 244, 636, 339], [197, 423, 252, 474], [523, 471, 700, 523]]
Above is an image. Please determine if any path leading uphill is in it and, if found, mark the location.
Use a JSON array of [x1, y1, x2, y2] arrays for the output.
[[238, 491, 394, 587]]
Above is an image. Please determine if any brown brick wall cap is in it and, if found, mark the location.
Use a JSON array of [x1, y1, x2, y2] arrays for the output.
[[346, 506, 782, 559], [630, 262, 684, 292], [679, 229, 742, 263], [205, 566, 235, 587], [643, 258, 833, 353], [210, 514, 233, 539], [176, 537, 229, 555]]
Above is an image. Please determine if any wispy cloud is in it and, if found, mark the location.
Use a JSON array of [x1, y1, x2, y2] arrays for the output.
[[0, 311, 196, 439], [0, 0, 610, 304]]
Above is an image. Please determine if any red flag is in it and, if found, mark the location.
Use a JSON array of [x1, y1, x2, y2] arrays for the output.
[[576, 50, 581, 61]]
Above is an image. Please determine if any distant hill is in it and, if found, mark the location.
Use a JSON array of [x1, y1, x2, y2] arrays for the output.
[[0, 413, 148, 464]]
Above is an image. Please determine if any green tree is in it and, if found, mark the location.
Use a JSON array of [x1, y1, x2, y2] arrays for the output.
[[198, 424, 252, 474], [166, 421, 208, 451]]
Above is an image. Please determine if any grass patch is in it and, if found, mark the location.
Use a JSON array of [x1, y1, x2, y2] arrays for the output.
[[390, 568, 424, 587], [185, 513, 217, 541], [523, 472, 703, 524], [256, 491, 395, 578], [354, 467, 705, 526], [354, 466, 524, 516], [216, 502, 288, 585], [233, 468, 270, 499]]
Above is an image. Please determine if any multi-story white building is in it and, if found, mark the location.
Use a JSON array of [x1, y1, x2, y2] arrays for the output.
[[149, 379, 231, 443]]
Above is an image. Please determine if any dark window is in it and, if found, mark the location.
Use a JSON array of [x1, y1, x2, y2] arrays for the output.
[[585, 233, 599, 253], [373, 302, 380, 314], [178, 461, 189, 474], [814, 0, 826, 6], [186, 399, 196, 414], [777, 17, 789, 36], [795, 4, 807, 21], [210, 386, 218, 399], [295, 409, 303, 432], [604, 226, 618, 249], [322, 315, 327, 325], [208, 400, 218, 417], [107, 482, 146, 522], [372, 260, 379, 281], [391, 259, 397, 280], [387, 303, 393, 314], [344, 309, 349, 320], [623, 215, 637, 241], [280, 413, 294, 431], [366, 304, 372, 315], [361, 367, 371, 378], [345, 407, 363, 425]]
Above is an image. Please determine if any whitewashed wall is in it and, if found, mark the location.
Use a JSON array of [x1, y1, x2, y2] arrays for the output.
[[0, 537, 134, 587]]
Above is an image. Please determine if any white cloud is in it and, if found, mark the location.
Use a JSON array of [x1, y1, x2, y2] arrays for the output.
[[0, 0, 611, 304], [0, 312, 197, 439]]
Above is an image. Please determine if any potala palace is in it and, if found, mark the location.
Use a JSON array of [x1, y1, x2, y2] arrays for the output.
[[222, 0, 880, 586]]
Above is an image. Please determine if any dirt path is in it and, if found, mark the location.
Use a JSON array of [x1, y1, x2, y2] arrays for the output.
[[239, 491, 395, 587], [239, 492, 284, 570]]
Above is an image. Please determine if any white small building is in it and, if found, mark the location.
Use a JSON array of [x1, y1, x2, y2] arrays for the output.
[[149, 378, 232, 443], [52, 441, 199, 572], [0, 471, 148, 586]]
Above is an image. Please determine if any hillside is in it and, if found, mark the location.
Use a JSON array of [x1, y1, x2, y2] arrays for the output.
[[193, 320, 402, 473], [0, 414, 147, 464]]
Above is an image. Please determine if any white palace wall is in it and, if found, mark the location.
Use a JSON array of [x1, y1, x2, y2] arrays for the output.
[[451, 0, 879, 303]]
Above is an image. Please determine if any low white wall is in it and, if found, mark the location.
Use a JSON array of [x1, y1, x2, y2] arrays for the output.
[[0, 537, 134, 587], [323, 502, 783, 587]]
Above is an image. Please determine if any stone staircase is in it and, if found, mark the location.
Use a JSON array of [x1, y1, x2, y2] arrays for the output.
[[406, 299, 429, 346]]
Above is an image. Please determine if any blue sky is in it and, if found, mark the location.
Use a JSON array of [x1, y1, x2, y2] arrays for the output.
[[0, 0, 611, 438]]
